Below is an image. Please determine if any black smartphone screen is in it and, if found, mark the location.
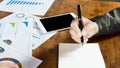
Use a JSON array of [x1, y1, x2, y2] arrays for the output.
[[40, 14, 74, 32]]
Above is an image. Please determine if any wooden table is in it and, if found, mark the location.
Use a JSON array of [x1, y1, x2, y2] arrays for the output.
[[1, 0, 120, 68]]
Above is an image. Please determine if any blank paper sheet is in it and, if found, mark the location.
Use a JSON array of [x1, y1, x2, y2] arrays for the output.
[[58, 43, 106, 68]]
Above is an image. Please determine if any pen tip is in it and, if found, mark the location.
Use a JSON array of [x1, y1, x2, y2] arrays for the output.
[[82, 43, 84, 46]]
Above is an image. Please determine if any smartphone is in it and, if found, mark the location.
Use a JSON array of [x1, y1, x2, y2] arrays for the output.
[[38, 13, 76, 33]]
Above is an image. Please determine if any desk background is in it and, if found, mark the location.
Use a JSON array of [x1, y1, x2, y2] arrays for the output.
[[0, 0, 120, 68]]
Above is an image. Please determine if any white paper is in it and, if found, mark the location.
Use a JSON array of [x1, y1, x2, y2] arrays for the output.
[[0, 0, 54, 15], [0, 13, 57, 55], [31, 31, 57, 49], [0, 13, 32, 55], [0, 16, 19, 46], [59, 43, 106, 68], [0, 20, 6, 39], [29, 15, 57, 49], [0, 43, 42, 68], [14, 18, 32, 56]]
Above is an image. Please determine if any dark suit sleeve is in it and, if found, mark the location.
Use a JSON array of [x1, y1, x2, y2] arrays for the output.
[[90, 7, 120, 36]]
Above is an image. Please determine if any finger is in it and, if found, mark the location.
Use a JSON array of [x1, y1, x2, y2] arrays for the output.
[[82, 22, 98, 38], [70, 18, 81, 35], [69, 28, 81, 39], [82, 26, 89, 37], [84, 36, 88, 43], [82, 17, 91, 25], [69, 29, 81, 43], [81, 17, 87, 25], [70, 26, 82, 37]]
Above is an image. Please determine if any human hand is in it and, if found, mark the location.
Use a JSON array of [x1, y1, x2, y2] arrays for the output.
[[0, 63, 18, 68], [69, 17, 99, 43]]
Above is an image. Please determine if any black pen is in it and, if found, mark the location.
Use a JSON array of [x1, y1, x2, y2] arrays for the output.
[[77, 4, 84, 45]]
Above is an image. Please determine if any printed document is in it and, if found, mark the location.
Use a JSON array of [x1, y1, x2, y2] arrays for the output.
[[0, 0, 54, 15]]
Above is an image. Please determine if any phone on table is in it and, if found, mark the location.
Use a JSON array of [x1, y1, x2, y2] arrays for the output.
[[38, 13, 76, 33]]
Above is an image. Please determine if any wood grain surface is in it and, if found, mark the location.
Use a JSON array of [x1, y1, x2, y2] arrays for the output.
[[0, 0, 120, 68]]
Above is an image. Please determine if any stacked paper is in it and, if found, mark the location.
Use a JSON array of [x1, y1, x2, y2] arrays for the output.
[[0, 13, 57, 68], [0, 0, 56, 67]]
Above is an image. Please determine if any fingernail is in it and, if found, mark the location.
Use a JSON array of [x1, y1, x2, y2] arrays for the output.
[[84, 37, 88, 43], [80, 34, 82, 37], [82, 31, 87, 36]]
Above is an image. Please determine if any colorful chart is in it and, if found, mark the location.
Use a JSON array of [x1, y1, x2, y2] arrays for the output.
[[0, 58, 22, 68], [6, 0, 44, 5], [0, 47, 5, 53], [3, 39, 12, 45], [16, 13, 25, 18], [32, 21, 41, 40], [10, 22, 15, 28], [32, 35, 40, 40], [24, 21, 29, 27], [15, 13, 29, 27]]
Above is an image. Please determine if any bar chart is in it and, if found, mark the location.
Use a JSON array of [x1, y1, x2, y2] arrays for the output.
[[6, 0, 44, 5]]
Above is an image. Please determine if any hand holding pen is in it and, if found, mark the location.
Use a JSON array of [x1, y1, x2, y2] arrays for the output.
[[69, 5, 99, 43]]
